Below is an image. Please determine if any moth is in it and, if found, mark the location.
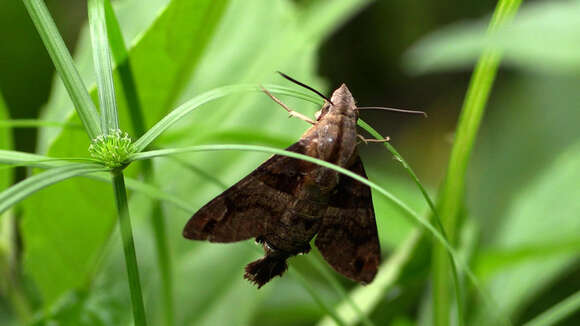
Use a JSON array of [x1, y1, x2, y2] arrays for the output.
[[184, 73, 387, 288]]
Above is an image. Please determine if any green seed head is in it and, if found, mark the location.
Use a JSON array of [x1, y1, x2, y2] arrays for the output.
[[89, 129, 135, 169]]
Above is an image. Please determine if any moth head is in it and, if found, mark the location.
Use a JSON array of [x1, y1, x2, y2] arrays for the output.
[[329, 84, 358, 117], [314, 84, 358, 121], [276, 72, 358, 121]]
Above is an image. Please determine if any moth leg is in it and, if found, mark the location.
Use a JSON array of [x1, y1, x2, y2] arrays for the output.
[[357, 134, 390, 144], [261, 86, 316, 125]]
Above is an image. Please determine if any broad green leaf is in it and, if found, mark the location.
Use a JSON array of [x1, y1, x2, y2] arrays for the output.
[[472, 141, 580, 324], [404, 0, 580, 75], [21, 0, 230, 304]]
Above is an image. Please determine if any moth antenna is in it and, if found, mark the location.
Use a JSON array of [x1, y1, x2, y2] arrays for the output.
[[357, 106, 428, 118], [277, 71, 334, 105]]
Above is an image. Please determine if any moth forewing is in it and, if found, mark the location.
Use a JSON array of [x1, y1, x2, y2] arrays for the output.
[[183, 83, 381, 288]]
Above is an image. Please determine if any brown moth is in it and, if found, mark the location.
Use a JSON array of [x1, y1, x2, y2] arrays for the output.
[[183, 74, 381, 288]]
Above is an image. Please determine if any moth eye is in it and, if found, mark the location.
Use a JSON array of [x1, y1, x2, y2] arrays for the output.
[[314, 110, 322, 120]]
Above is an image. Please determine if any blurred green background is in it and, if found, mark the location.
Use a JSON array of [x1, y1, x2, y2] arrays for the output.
[[0, 0, 579, 325]]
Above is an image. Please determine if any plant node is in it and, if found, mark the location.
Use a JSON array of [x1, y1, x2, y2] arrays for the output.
[[89, 129, 135, 169]]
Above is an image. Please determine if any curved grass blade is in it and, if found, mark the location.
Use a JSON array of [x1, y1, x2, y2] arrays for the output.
[[0, 150, 99, 168], [129, 144, 466, 277], [161, 151, 363, 325], [430, 1, 523, 325], [522, 290, 580, 326], [22, 0, 101, 139], [131, 144, 502, 325], [88, 0, 119, 132], [103, 0, 146, 138], [132, 84, 322, 152], [0, 164, 108, 215]]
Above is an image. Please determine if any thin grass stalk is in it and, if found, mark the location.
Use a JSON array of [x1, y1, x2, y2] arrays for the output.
[[112, 172, 147, 326], [103, 0, 147, 137], [102, 2, 174, 324], [431, 1, 523, 325]]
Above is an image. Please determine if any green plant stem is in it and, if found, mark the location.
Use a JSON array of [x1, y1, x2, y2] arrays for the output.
[[102, 2, 174, 324], [112, 172, 147, 326], [431, 1, 522, 325]]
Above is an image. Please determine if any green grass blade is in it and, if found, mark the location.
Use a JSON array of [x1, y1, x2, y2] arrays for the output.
[[132, 84, 321, 152], [22, 0, 101, 139], [103, 0, 147, 138], [0, 151, 97, 169], [522, 290, 580, 326], [0, 150, 98, 168], [88, 0, 119, 133], [431, 1, 523, 325], [0, 164, 107, 215]]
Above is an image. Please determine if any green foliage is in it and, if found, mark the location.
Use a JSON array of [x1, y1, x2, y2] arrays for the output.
[[21, 0, 229, 305], [1, 0, 579, 325]]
